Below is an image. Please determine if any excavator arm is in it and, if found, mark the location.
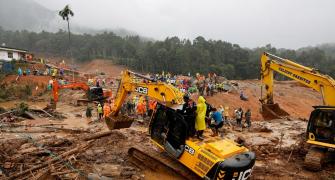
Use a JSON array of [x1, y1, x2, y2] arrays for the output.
[[52, 80, 90, 103], [260, 52, 335, 106], [106, 70, 184, 129], [51, 80, 112, 109]]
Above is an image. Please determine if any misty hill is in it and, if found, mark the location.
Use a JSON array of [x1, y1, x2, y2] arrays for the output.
[[0, 0, 55, 31], [297, 43, 335, 59], [0, 0, 139, 37]]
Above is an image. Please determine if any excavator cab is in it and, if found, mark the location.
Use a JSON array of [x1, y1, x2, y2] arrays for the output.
[[87, 87, 104, 101], [304, 106, 335, 171], [307, 106, 335, 146], [149, 103, 188, 159]]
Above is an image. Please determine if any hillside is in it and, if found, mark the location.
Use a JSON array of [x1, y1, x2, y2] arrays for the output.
[[0, 0, 56, 31]]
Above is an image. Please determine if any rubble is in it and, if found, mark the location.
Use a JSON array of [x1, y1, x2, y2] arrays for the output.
[[0, 61, 332, 179]]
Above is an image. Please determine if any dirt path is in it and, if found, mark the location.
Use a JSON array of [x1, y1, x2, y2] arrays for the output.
[[77, 59, 126, 77]]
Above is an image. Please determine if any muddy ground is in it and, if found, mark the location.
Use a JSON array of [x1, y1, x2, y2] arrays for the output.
[[0, 87, 333, 180], [0, 60, 334, 179]]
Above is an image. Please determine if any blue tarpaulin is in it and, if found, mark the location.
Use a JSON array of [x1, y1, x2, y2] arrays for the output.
[[0, 62, 14, 73]]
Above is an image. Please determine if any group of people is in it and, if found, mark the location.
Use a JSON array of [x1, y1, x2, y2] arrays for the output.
[[124, 95, 157, 119], [181, 94, 252, 140], [85, 99, 115, 121], [234, 107, 252, 129], [17, 67, 30, 76], [181, 95, 223, 140]]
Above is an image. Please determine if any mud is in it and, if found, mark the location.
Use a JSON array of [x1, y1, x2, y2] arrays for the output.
[[0, 61, 333, 179]]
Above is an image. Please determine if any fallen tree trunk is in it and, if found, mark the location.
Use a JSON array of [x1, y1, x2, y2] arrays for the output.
[[30, 108, 54, 118], [0, 129, 56, 133], [82, 130, 114, 141], [42, 126, 89, 133], [9, 142, 92, 179]]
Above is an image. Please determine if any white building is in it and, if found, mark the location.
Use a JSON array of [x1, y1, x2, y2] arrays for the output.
[[0, 46, 27, 61]]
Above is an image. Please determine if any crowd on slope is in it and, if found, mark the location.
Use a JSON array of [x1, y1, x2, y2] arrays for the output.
[[88, 71, 252, 140]]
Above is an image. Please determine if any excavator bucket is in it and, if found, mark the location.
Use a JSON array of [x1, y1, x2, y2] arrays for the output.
[[105, 114, 134, 130], [261, 103, 289, 120]]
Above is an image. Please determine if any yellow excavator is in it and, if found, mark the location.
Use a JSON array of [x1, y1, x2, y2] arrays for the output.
[[105, 70, 256, 180], [260, 52, 335, 171]]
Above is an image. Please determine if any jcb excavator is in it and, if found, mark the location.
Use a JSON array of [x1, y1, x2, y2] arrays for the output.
[[260, 52, 335, 171], [105, 70, 256, 180], [50, 80, 112, 109]]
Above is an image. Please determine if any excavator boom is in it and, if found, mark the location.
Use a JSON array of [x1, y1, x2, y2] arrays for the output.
[[261, 52, 335, 106], [51, 80, 112, 109], [105, 70, 184, 129], [260, 52, 335, 171]]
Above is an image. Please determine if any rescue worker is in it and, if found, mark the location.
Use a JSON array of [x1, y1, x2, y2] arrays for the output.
[[235, 107, 243, 127], [86, 105, 93, 120], [210, 108, 224, 136], [17, 67, 23, 76], [136, 101, 146, 119], [245, 109, 251, 128], [60, 68, 64, 76], [148, 99, 157, 117], [52, 68, 57, 77], [224, 106, 230, 121], [133, 95, 139, 112], [26, 68, 30, 75], [195, 96, 207, 140], [97, 103, 103, 120], [180, 95, 196, 137], [103, 102, 111, 118]]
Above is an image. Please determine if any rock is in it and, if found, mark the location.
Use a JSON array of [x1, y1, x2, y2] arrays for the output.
[[75, 114, 82, 117], [87, 173, 113, 180], [99, 164, 122, 177], [4, 162, 13, 169], [122, 166, 136, 171], [131, 175, 141, 180], [121, 170, 137, 177]]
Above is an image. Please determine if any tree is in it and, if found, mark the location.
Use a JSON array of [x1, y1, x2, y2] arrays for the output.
[[59, 5, 74, 80], [59, 5, 74, 46]]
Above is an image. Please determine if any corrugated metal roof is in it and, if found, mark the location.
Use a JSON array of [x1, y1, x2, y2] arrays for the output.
[[0, 46, 28, 53]]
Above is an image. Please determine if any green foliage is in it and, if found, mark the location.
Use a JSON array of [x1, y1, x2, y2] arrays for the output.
[[59, 5, 74, 21], [1, 28, 335, 79], [15, 102, 29, 116]]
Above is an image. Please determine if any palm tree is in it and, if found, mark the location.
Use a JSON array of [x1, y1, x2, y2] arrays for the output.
[[59, 5, 74, 81], [59, 5, 74, 45]]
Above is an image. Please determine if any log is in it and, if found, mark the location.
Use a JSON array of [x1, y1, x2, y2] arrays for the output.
[[23, 111, 36, 119], [51, 170, 77, 176], [0, 129, 56, 133], [82, 130, 114, 141], [42, 126, 89, 133], [9, 142, 92, 179], [30, 108, 54, 118]]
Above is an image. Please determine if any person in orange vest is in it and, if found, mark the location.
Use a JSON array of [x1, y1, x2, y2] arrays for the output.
[[103, 102, 111, 118], [136, 101, 146, 119], [148, 99, 157, 117]]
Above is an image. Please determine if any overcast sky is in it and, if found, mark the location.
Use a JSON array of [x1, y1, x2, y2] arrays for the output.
[[34, 0, 335, 49]]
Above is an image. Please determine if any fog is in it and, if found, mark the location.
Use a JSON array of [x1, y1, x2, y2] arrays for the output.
[[34, 0, 335, 49]]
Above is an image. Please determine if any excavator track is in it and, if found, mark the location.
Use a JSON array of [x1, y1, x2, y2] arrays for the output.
[[304, 147, 325, 171], [128, 146, 201, 180]]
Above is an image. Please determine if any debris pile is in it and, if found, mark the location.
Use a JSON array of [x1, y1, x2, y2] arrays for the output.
[[0, 129, 149, 179]]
